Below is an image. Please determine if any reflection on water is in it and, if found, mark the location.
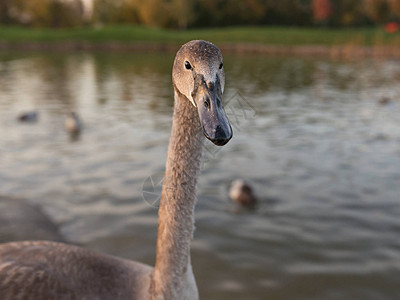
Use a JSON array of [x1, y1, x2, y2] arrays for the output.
[[1, 50, 400, 299]]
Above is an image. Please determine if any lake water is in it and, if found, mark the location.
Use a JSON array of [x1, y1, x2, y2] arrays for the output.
[[1, 50, 400, 299]]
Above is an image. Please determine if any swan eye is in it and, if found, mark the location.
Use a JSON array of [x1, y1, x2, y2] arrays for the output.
[[219, 62, 223, 69], [204, 97, 210, 109], [185, 61, 192, 70]]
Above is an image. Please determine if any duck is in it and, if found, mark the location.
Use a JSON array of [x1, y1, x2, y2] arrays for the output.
[[18, 111, 38, 122], [378, 96, 390, 105], [65, 112, 82, 136], [229, 179, 257, 208], [0, 40, 232, 300]]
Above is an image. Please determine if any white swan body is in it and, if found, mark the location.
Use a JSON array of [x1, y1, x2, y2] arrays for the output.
[[0, 40, 232, 300]]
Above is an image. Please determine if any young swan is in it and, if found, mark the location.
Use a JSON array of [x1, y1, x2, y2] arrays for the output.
[[0, 40, 232, 300]]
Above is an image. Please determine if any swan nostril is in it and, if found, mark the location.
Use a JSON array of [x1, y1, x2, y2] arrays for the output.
[[215, 125, 223, 136]]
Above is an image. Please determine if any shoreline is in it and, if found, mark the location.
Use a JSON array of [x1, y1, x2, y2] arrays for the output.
[[1, 41, 400, 59]]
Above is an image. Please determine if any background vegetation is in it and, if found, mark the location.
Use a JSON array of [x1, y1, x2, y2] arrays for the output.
[[1, 0, 400, 29], [2, 26, 400, 47]]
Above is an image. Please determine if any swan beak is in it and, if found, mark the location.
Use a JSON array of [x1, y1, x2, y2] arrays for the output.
[[194, 78, 232, 146]]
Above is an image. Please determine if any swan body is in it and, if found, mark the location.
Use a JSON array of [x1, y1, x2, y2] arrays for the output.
[[0, 40, 232, 300], [0, 197, 64, 243], [0, 241, 152, 299]]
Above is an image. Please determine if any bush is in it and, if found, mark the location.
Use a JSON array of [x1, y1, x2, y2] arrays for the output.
[[6, 0, 85, 27]]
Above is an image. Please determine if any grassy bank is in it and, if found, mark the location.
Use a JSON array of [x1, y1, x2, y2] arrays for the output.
[[1, 25, 400, 46], [1, 26, 400, 58]]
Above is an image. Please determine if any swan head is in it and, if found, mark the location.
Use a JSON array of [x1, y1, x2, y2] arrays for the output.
[[172, 40, 232, 146]]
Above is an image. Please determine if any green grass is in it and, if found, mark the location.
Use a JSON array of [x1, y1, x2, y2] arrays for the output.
[[1, 25, 400, 47]]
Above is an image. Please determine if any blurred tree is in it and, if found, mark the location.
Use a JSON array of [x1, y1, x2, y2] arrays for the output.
[[339, 0, 366, 26], [0, 0, 12, 24], [364, 0, 390, 23], [80, 0, 94, 22], [50, 0, 84, 27], [6, 0, 85, 27], [135, 0, 168, 27], [93, 0, 192, 28], [116, 0, 140, 24], [197, 0, 307, 26], [93, 0, 123, 24], [9, 0, 52, 26], [267, 0, 312, 26], [388, 0, 400, 19], [2, 0, 400, 28], [169, 0, 194, 29], [244, 0, 267, 22], [193, 0, 221, 27], [312, 0, 333, 25]]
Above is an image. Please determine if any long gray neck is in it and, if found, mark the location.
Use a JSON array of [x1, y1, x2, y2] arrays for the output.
[[151, 89, 204, 299]]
